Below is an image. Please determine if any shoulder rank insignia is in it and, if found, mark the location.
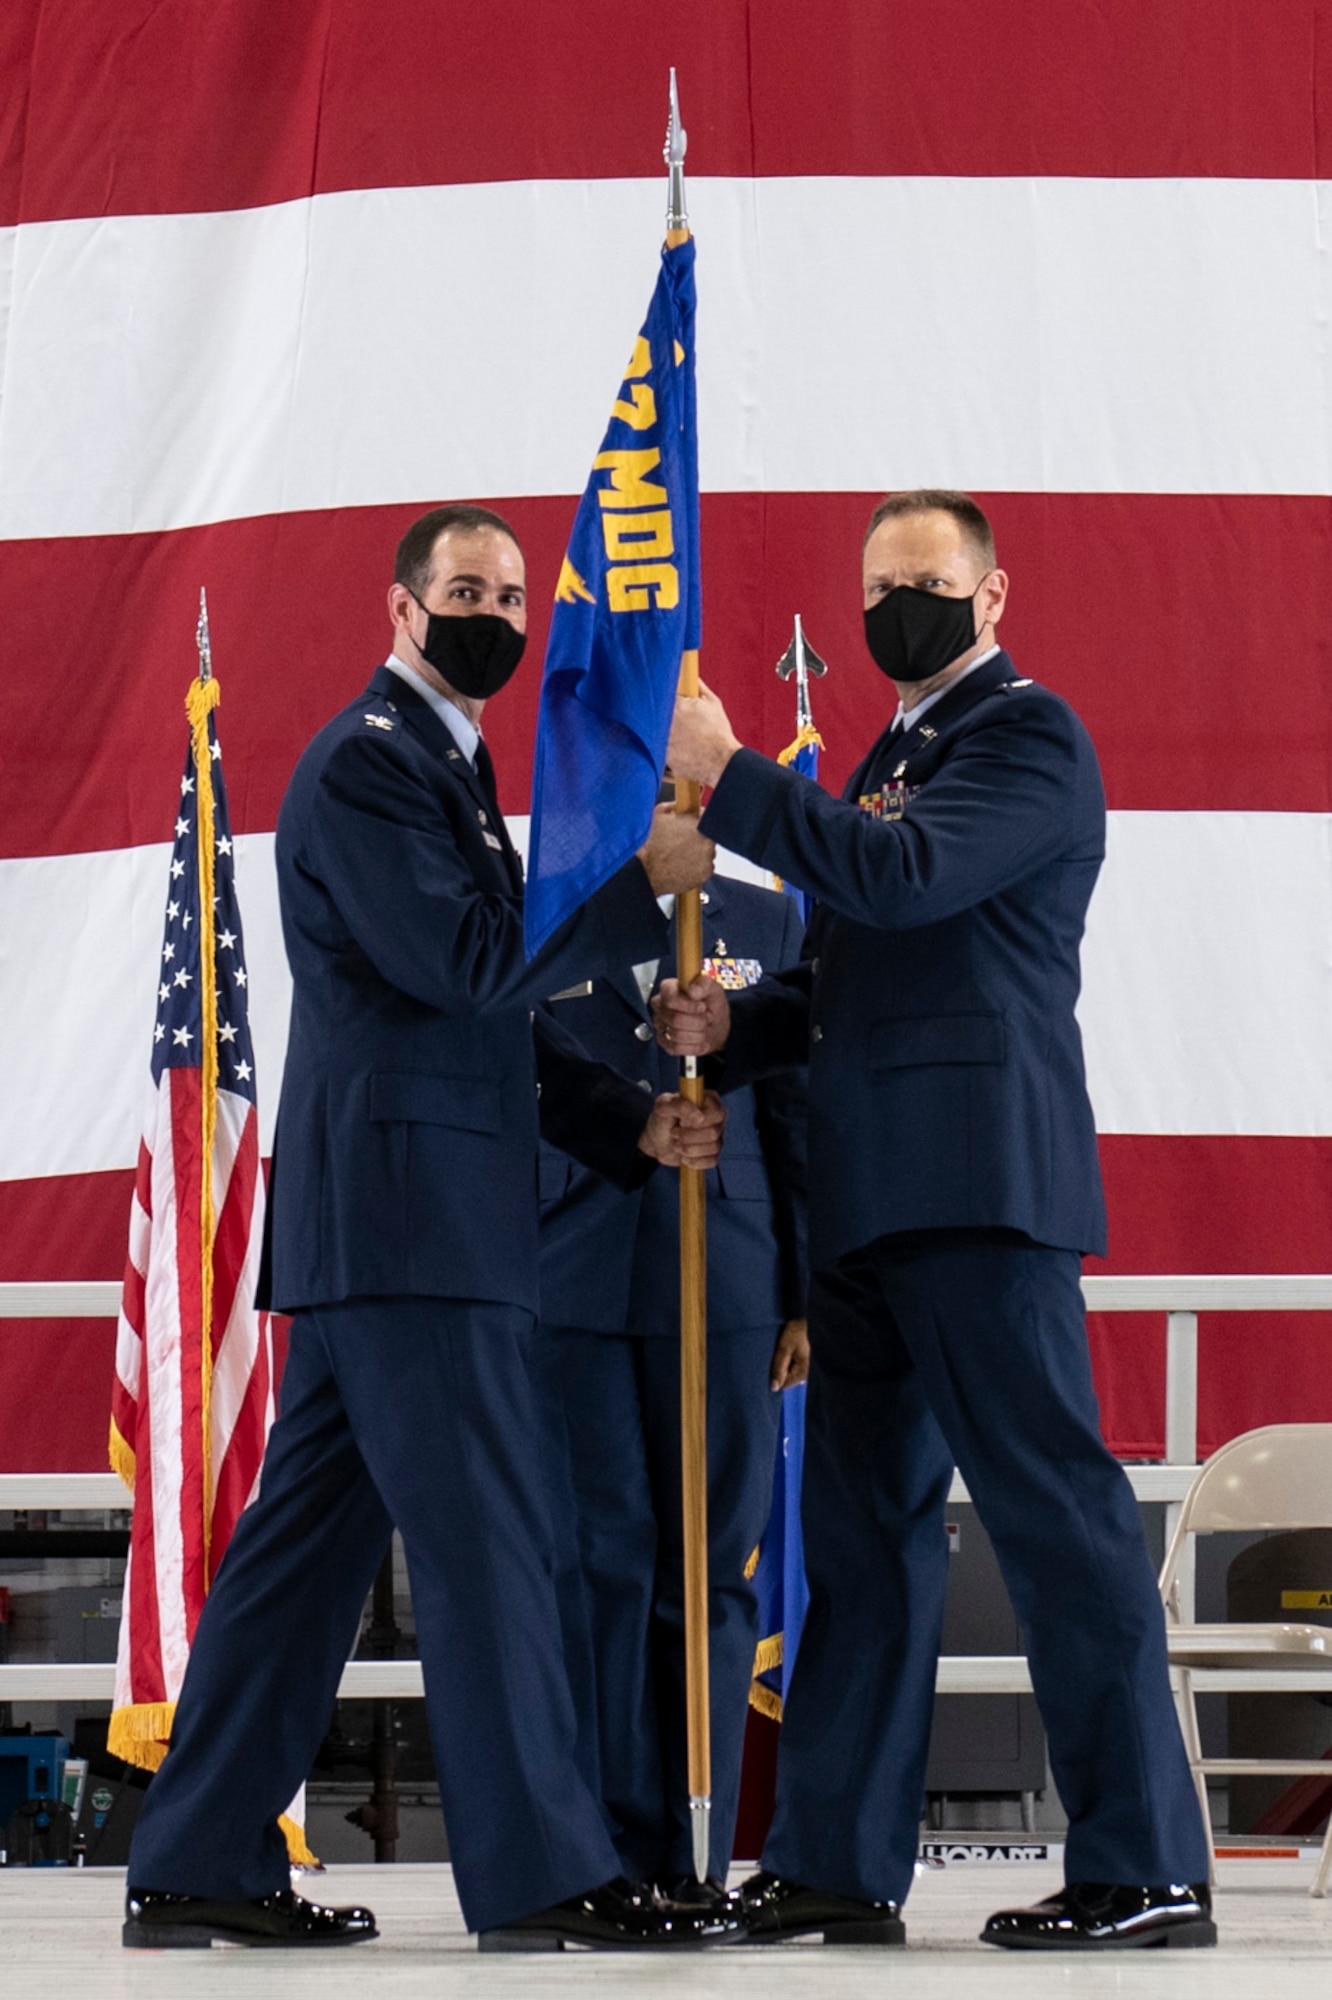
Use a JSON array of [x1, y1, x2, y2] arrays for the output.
[[701, 956, 762, 990], [363, 713, 394, 731], [1001, 678, 1035, 691]]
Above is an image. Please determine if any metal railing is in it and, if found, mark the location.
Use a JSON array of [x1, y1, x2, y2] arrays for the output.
[[2, 1276, 1331, 1702]]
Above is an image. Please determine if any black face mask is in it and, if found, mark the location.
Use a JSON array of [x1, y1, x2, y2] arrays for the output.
[[863, 581, 984, 684], [411, 596, 526, 700]]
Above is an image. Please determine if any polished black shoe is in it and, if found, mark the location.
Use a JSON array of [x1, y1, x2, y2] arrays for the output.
[[123, 1886, 378, 1949], [981, 1881, 1216, 1950], [477, 1875, 741, 1951], [737, 1869, 905, 1945], [657, 1873, 739, 1913]]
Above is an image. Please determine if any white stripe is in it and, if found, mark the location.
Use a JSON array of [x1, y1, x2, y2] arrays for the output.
[[144, 1073, 189, 1700], [2, 812, 1331, 1167], [207, 1093, 265, 1473], [0, 176, 1328, 540], [1080, 811, 1332, 1137], [0, 831, 288, 1179]]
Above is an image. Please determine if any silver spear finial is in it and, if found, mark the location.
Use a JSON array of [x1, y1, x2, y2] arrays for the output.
[[196, 587, 213, 683], [664, 68, 688, 235], [774, 613, 828, 731]]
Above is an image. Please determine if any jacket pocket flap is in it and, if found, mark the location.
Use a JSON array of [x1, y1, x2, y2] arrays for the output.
[[369, 1071, 501, 1133], [715, 1156, 771, 1201], [869, 1013, 1006, 1070]]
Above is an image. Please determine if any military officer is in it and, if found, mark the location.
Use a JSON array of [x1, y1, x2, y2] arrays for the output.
[[536, 866, 809, 1904], [655, 490, 1214, 1952], [123, 504, 736, 1953]]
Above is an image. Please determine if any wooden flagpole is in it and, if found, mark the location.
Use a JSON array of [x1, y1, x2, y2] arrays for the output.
[[665, 69, 711, 1884]]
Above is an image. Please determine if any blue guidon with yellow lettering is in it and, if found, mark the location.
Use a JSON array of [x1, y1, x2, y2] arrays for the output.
[[525, 239, 700, 957]]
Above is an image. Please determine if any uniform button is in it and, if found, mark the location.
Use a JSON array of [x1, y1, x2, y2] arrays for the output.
[[478, 809, 488, 824], [811, 1025, 824, 1043], [811, 957, 821, 975], [634, 1021, 652, 1042], [637, 1078, 653, 1093], [535, 1083, 542, 1098]]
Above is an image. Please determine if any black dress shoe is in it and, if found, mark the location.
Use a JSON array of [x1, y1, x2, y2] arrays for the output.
[[477, 1875, 741, 1951], [738, 1869, 905, 1945], [123, 1886, 378, 1949], [657, 1873, 739, 1912], [981, 1881, 1216, 1950]]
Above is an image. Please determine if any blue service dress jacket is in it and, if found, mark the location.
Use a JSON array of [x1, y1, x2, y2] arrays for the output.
[[260, 665, 670, 1314], [699, 650, 1108, 1268], [537, 875, 809, 1333]]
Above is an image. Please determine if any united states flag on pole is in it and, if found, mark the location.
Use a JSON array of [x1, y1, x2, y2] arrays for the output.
[[106, 653, 308, 1851]]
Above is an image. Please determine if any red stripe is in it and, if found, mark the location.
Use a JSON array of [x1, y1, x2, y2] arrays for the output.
[[208, 1105, 259, 1361], [125, 1409, 166, 1703], [1089, 1133, 1332, 1457], [1, 1139, 1330, 1468], [212, 1320, 271, 1567], [3, 0, 1327, 227], [207, 1106, 269, 1562], [1, 492, 1327, 863]]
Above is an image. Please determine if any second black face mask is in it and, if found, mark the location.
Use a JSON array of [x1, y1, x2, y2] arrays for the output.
[[413, 601, 526, 700], [863, 583, 981, 684]]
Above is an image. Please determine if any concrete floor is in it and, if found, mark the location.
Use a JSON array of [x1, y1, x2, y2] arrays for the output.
[[0, 1857, 1328, 1997]]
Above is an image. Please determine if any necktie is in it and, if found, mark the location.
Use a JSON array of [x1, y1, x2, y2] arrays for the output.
[[473, 736, 501, 818]]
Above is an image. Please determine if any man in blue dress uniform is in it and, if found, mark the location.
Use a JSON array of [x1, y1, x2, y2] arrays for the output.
[[536, 869, 808, 1905], [122, 505, 736, 1953], [656, 491, 1214, 1952]]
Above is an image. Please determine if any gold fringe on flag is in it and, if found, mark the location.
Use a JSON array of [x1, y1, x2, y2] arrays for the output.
[[771, 721, 825, 897], [108, 1419, 136, 1492], [748, 1680, 783, 1723]]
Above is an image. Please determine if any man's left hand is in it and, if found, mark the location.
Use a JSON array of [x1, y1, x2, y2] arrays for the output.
[[667, 680, 743, 788], [637, 1090, 726, 1170], [769, 1317, 810, 1390]]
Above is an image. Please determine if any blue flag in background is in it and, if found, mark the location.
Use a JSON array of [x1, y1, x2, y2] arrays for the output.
[[750, 1384, 810, 1721], [772, 724, 824, 925], [750, 715, 823, 1721], [525, 238, 700, 956]]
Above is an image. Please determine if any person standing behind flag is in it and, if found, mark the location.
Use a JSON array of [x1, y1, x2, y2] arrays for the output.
[[122, 505, 734, 1954], [655, 490, 1214, 1952], [535, 863, 809, 1908]]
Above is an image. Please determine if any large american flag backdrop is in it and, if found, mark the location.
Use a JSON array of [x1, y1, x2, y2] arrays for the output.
[[2, 0, 1330, 1470]]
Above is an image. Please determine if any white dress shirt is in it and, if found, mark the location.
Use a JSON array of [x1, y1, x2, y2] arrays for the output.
[[890, 644, 1000, 733], [382, 652, 481, 766]]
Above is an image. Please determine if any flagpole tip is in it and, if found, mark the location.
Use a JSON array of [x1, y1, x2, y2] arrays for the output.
[[665, 71, 688, 233], [196, 587, 213, 683], [689, 1796, 711, 1884]]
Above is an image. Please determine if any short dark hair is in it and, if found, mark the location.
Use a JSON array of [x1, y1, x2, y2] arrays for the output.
[[394, 504, 522, 598], [863, 489, 996, 572]]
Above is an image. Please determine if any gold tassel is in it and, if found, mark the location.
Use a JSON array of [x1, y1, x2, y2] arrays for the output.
[[748, 1680, 783, 1723], [108, 1420, 136, 1493], [279, 1814, 321, 1869]]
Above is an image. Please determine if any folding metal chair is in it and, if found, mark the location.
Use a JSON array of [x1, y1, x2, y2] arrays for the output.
[[1159, 1423, 1332, 1897]]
